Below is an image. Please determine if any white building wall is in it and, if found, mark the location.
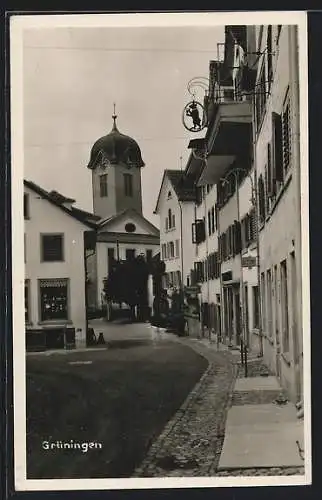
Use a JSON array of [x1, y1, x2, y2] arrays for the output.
[[255, 25, 302, 402], [24, 187, 87, 347], [158, 176, 195, 290]]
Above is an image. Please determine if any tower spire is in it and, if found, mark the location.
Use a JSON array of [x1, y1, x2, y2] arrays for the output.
[[112, 102, 118, 131]]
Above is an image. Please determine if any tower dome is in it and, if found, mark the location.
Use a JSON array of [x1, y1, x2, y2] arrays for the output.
[[87, 109, 145, 170]]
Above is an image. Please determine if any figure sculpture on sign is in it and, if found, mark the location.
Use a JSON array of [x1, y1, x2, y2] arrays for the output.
[[186, 101, 201, 129]]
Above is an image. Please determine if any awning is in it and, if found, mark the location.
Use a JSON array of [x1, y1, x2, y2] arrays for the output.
[[197, 155, 236, 186]]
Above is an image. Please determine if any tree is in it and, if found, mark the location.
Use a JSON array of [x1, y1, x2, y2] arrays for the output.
[[103, 255, 150, 318]]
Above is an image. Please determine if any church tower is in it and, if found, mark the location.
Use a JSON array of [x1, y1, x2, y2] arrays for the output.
[[86, 106, 145, 220]]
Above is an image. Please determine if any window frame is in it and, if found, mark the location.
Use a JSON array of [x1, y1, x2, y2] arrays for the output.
[[41, 233, 64, 263], [123, 173, 133, 197], [99, 173, 108, 197]]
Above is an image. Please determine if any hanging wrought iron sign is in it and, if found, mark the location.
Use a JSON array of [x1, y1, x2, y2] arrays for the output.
[[182, 100, 206, 132], [182, 76, 209, 133]]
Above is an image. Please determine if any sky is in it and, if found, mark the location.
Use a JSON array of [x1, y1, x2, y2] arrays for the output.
[[23, 22, 225, 226]]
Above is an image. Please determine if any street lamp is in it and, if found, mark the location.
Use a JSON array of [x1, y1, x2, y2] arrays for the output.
[[220, 167, 257, 377]]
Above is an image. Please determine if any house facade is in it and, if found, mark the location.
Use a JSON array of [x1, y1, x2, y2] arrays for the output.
[[160, 23, 303, 403], [24, 180, 97, 350], [253, 25, 302, 403], [154, 168, 197, 293]]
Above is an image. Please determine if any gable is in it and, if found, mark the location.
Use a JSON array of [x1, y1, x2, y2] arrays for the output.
[[154, 173, 179, 215], [98, 209, 159, 237], [24, 186, 96, 236]]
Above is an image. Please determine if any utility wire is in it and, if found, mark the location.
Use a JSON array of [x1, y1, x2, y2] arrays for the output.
[[24, 45, 218, 54], [25, 136, 193, 148]]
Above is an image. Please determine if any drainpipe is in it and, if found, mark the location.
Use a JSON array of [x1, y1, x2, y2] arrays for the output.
[[289, 25, 303, 400], [251, 95, 264, 358]]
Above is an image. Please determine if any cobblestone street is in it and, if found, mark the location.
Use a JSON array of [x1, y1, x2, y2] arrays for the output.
[[134, 337, 238, 477]]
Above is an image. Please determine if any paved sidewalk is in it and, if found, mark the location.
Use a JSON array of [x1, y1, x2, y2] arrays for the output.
[[218, 357, 305, 475], [131, 330, 305, 477]]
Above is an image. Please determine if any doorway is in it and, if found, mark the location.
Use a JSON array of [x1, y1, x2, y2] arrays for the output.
[[233, 286, 241, 345], [291, 251, 302, 401]]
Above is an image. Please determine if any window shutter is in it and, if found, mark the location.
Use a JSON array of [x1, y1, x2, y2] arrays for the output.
[[282, 101, 291, 171], [258, 175, 265, 223], [272, 112, 284, 182], [251, 208, 257, 240], [215, 204, 219, 228], [267, 142, 274, 196], [264, 164, 269, 212], [235, 220, 242, 254], [208, 210, 212, 235]]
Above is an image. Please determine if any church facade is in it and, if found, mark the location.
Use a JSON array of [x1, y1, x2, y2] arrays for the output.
[[86, 111, 160, 309]]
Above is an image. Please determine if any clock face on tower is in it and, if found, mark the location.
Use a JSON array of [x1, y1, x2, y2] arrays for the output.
[[125, 222, 136, 233]]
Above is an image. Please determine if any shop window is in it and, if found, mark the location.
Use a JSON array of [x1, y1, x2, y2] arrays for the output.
[[41, 234, 64, 262], [39, 278, 69, 322]]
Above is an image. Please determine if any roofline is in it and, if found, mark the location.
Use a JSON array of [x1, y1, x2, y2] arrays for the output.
[[98, 207, 160, 235], [24, 180, 97, 230]]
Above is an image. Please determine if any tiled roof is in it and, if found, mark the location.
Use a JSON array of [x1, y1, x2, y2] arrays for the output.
[[24, 180, 99, 228], [165, 169, 197, 202]]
